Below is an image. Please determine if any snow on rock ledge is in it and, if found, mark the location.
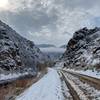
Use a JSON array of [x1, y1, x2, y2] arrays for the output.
[[62, 27, 100, 70]]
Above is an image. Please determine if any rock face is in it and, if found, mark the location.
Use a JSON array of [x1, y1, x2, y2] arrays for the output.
[[62, 27, 100, 70], [0, 20, 49, 74]]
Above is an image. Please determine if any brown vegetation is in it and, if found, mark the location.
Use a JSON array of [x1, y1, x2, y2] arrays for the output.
[[0, 67, 47, 100]]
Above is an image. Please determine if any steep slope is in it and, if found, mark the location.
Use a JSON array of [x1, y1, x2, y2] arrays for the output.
[[0, 20, 49, 75], [62, 27, 100, 70]]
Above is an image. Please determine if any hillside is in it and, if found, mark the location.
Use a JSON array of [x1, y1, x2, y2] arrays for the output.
[[62, 27, 100, 70], [0, 20, 49, 75]]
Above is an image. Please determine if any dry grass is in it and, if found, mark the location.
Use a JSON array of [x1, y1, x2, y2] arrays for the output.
[[0, 67, 48, 100]]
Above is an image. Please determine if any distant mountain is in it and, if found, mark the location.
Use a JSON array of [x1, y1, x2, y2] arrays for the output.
[[36, 44, 56, 48], [0, 20, 49, 75], [60, 45, 66, 48], [62, 27, 100, 70], [40, 47, 65, 62]]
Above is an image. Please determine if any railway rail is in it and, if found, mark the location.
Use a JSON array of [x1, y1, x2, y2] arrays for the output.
[[62, 70, 100, 90], [60, 72, 81, 100]]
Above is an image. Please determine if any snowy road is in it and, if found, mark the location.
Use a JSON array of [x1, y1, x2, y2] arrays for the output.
[[16, 69, 64, 100]]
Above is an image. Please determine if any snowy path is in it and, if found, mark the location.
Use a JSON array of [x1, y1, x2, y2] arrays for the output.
[[16, 68, 64, 100]]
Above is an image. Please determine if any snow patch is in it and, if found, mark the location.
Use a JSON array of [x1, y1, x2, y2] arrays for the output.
[[0, 72, 28, 81]]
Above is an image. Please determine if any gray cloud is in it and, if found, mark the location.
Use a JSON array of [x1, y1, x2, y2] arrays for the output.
[[0, 0, 100, 46]]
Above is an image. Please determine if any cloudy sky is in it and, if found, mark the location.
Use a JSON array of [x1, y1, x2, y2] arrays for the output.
[[0, 0, 100, 46]]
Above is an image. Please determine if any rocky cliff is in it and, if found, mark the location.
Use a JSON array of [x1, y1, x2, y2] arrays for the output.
[[62, 27, 100, 70], [0, 20, 49, 75]]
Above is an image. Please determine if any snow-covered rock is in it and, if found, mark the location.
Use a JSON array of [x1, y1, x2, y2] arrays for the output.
[[0, 20, 50, 75], [62, 27, 100, 70]]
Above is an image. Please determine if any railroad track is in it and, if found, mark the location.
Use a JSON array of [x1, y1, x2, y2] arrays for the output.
[[60, 71, 90, 100], [58, 69, 100, 100], [62, 70, 100, 90], [60, 72, 81, 100], [59, 71, 91, 100]]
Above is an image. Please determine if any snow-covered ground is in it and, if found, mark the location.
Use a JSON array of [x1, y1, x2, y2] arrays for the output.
[[78, 70, 100, 79], [16, 68, 64, 100], [0, 72, 28, 81], [65, 69, 100, 79]]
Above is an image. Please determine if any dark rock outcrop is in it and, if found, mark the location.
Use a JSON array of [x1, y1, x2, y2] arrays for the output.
[[0, 20, 49, 74], [62, 27, 100, 70]]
